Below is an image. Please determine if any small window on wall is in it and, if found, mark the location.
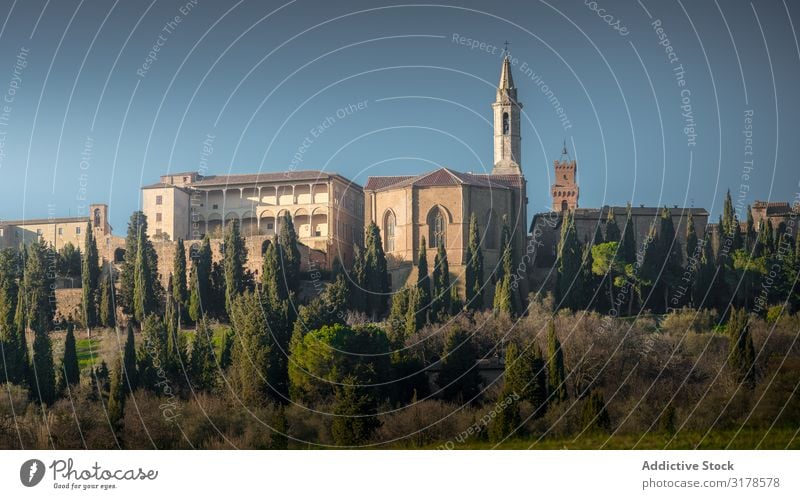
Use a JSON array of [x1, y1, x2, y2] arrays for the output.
[[76, 227, 81, 235], [156, 213, 162, 222], [156, 229, 162, 236], [156, 195, 163, 205], [502, 112, 509, 135], [58, 228, 63, 236]]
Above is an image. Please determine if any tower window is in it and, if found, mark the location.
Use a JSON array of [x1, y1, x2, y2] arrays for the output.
[[384, 211, 396, 252], [502, 112, 509, 135]]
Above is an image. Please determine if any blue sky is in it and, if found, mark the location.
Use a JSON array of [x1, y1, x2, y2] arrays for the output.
[[0, 0, 798, 234]]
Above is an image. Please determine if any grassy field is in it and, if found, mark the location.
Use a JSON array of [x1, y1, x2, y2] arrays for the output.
[[430, 428, 799, 450], [74, 337, 102, 370]]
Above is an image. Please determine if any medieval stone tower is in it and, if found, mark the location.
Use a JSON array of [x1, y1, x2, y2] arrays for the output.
[[492, 55, 522, 174], [551, 144, 578, 211]]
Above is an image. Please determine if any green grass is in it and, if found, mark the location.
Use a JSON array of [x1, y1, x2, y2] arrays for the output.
[[427, 428, 799, 450], [75, 337, 101, 370]]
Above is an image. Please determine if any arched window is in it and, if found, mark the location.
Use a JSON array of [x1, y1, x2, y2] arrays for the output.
[[561, 200, 568, 212], [384, 211, 396, 252], [428, 207, 446, 248], [93, 208, 101, 227], [502, 112, 509, 135]]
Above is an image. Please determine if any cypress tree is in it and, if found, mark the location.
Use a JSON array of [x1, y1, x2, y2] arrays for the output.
[[122, 322, 138, 392], [19, 239, 56, 334], [504, 340, 548, 417], [436, 327, 481, 402], [414, 237, 431, 326], [364, 222, 390, 318], [119, 212, 147, 314], [580, 390, 611, 432], [331, 375, 380, 446], [547, 320, 567, 402], [136, 314, 168, 391], [99, 271, 115, 328], [223, 219, 247, 316], [172, 239, 188, 315], [657, 207, 683, 311], [107, 358, 125, 428], [350, 245, 367, 313], [494, 225, 517, 317], [261, 238, 282, 302], [82, 222, 100, 329], [556, 211, 585, 310], [620, 204, 636, 264], [132, 222, 158, 323], [0, 249, 26, 384], [488, 388, 521, 442], [188, 236, 212, 322], [605, 207, 620, 242], [727, 308, 756, 387], [465, 213, 484, 310], [189, 317, 216, 391], [230, 291, 276, 405], [592, 223, 604, 246], [60, 323, 80, 387], [744, 206, 757, 251], [387, 287, 409, 347], [431, 240, 451, 321], [277, 212, 301, 297], [30, 322, 56, 405]]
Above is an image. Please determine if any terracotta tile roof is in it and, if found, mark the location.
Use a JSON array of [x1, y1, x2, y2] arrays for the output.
[[365, 167, 521, 192], [191, 170, 337, 187], [0, 216, 88, 226]]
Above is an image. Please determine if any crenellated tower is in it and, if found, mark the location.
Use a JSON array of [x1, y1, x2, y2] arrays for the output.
[[551, 144, 578, 211]]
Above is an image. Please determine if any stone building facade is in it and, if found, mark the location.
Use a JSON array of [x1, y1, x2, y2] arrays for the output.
[[141, 170, 364, 270], [0, 203, 125, 264], [364, 55, 528, 294]]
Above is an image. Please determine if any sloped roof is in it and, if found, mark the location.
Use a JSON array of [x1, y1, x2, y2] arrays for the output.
[[364, 167, 520, 192], [191, 170, 337, 187]]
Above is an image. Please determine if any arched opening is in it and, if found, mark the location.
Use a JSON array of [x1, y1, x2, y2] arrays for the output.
[[113, 248, 125, 263], [259, 210, 276, 236], [383, 210, 396, 252], [206, 213, 223, 238], [502, 112, 509, 135], [93, 208, 101, 227], [561, 200, 568, 212], [427, 206, 447, 248], [311, 207, 328, 237], [295, 208, 310, 238]]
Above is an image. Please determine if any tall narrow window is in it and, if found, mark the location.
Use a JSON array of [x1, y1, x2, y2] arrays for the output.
[[93, 208, 101, 227], [502, 112, 509, 135], [384, 211, 396, 252], [428, 207, 447, 248]]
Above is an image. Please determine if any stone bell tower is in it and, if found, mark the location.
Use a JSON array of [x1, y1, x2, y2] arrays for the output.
[[551, 144, 578, 211], [492, 55, 522, 175]]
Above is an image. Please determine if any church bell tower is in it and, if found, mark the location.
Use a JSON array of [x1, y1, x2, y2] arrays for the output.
[[492, 54, 522, 175]]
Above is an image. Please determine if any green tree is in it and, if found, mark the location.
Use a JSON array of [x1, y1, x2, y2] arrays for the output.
[[387, 287, 410, 347], [189, 317, 217, 391], [414, 237, 431, 326], [99, 271, 115, 327], [18, 239, 56, 334], [431, 240, 451, 321], [363, 222, 390, 318], [119, 212, 151, 313], [580, 390, 611, 432], [172, 239, 188, 317], [188, 236, 212, 322], [30, 323, 56, 405], [547, 320, 567, 402], [488, 389, 521, 442], [132, 221, 159, 323], [136, 315, 168, 391], [656, 207, 684, 311], [0, 249, 26, 384], [493, 226, 517, 317], [620, 204, 636, 263], [289, 323, 392, 404], [436, 327, 481, 403], [82, 222, 100, 329], [107, 358, 125, 428], [60, 323, 80, 388], [122, 322, 138, 392], [56, 242, 82, 280], [556, 211, 586, 310], [727, 308, 756, 387], [230, 291, 278, 405], [223, 220, 248, 316], [504, 341, 548, 417], [591, 242, 623, 313], [277, 212, 301, 297], [465, 213, 484, 310], [605, 208, 620, 242], [331, 375, 381, 446]]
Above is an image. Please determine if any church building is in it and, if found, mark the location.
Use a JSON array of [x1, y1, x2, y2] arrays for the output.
[[364, 55, 528, 293]]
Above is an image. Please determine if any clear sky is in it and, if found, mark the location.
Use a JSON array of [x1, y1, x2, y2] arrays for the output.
[[0, 0, 798, 234]]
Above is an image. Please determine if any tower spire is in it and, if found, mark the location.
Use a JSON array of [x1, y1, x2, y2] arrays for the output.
[[492, 53, 522, 175]]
